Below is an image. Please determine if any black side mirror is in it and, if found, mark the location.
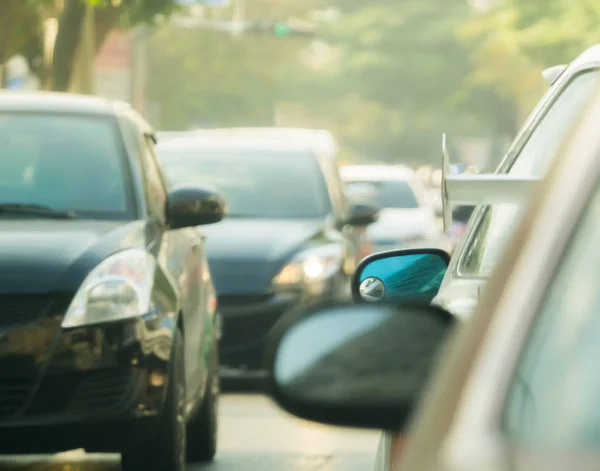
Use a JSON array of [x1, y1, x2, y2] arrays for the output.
[[265, 301, 455, 430], [346, 201, 379, 227], [352, 248, 450, 304], [166, 184, 226, 229]]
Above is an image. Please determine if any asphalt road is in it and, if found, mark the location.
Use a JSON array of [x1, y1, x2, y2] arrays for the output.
[[0, 394, 379, 471]]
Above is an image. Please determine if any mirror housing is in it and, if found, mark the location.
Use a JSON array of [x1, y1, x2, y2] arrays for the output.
[[345, 201, 380, 227], [265, 301, 455, 430], [166, 184, 226, 229], [352, 249, 450, 304]]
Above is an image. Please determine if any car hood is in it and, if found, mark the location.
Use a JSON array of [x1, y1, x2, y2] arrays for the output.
[[0, 219, 146, 294], [367, 208, 438, 239], [201, 217, 328, 295]]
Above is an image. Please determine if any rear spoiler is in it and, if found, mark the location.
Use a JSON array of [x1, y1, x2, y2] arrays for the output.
[[542, 64, 567, 86], [441, 133, 542, 231]]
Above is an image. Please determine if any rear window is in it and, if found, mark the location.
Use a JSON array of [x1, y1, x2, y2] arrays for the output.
[[344, 180, 419, 209], [157, 145, 331, 219]]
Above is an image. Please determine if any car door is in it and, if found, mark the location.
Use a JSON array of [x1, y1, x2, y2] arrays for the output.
[[120, 115, 206, 400], [141, 134, 209, 399]]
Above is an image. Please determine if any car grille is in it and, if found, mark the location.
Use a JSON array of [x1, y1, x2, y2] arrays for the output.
[[0, 378, 35, 419], [0, 295, 57, 329], [67, 369, 136, 412]]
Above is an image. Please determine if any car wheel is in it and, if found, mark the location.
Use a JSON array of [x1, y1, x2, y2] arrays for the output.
[[186, 343, 219, 462], [121, 329, 186, 471]]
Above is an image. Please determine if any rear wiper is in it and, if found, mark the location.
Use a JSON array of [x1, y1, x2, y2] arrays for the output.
[[0, 203, 77, 219]]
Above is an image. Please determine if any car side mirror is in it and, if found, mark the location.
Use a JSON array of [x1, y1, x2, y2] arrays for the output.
[[166, 184, 226, 229], [265, 301, 455, 430], [346, 201, 380, 227], [352, 249, 450, 304]]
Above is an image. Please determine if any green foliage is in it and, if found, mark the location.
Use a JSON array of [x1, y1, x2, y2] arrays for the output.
[[468, 0, 600, 68], [279, 0, 516, 163], [145, 0, 541, 165]]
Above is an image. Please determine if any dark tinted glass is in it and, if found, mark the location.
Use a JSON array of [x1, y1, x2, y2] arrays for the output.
[[0, 113, 130, 218], [157, 147, 331, 218], [345, 180, 419, 209]]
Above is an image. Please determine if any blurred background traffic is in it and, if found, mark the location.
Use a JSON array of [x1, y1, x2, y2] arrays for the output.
[[0, 0, 596, 469]]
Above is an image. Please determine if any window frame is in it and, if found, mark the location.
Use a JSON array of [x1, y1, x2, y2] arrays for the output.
[[455, 64, 600, 280]]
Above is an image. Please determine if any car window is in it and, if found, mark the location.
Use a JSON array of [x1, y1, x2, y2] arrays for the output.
[[0, 113, 131, 219], [157, 145, 331, 219], [502, 181, 600, 448], [459, 69, 600, 277], [344, 180, 419, 209]]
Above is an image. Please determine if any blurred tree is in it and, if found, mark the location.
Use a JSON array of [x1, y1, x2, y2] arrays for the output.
[[147, 0, 523, 166], [279, 0, 517, 165], [52, 0, 180, 91], [459, 7, 547, 125], [503, 0, 600, 67], [1, 0, 181, 90], [147, 0, 322, 128], [0, 0, 45, 84], [464, 0, 600, 69]]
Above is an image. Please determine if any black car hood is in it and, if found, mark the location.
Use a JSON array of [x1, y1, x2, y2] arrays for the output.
[[201, 218, 327, 295], [0, 219, 147, 294]]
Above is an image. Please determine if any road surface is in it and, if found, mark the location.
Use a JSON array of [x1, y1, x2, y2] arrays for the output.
[[0, 394, 379, 471]]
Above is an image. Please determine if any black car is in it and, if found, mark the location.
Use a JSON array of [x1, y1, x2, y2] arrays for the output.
[[0, 92, 225, 471], [156, 129, 378, 378]]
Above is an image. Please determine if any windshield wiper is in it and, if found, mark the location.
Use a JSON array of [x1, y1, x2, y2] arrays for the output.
[[0, 203, 77, 219]]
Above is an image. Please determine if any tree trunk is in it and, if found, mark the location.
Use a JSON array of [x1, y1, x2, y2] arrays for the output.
[[0, 0, 15, 85], [51, 0, 86, 91], [95, 5, 122, 53]]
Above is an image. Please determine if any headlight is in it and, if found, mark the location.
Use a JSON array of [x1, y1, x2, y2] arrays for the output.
[[272, 244, 344, 287], [61, 248, 156, 329]]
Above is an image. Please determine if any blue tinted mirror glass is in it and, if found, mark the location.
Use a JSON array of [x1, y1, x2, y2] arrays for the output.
[[358, 253, 447, 303]]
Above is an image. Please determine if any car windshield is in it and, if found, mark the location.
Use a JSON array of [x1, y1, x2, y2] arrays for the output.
[[344, 180, 419, 209], [157, 146, 331, 218], [459, 68, 600, 277], [0, 113, 131, 219]]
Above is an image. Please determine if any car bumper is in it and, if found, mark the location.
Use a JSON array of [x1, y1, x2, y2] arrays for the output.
[[218, 278, 347, 373], [0, 293, 177, 454], [217, 291, 299, 373]]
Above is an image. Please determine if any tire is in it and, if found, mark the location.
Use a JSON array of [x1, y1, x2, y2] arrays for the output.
[[121, 329, 187, 471], [186, 343, 219, 463]]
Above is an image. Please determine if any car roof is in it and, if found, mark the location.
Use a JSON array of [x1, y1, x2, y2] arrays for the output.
[[340, 165, 415, 181], [155, 133, 322, 156], [0, 90, 131, 115], [160, 127, 339, 158], [571, 43, 600, 68]]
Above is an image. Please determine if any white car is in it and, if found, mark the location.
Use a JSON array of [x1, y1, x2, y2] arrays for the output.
[[372, 42, 600, 471], [341, 165, 450, 252], [262, 71, 600, 471]]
